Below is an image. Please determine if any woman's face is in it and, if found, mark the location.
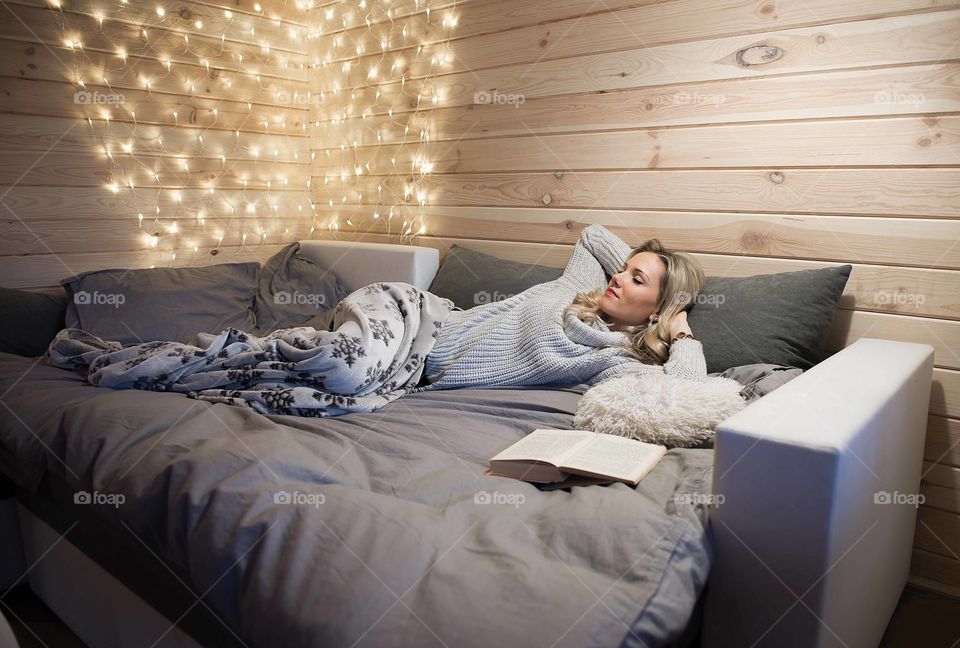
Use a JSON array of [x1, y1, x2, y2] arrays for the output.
[[599, 252, 665, 328]]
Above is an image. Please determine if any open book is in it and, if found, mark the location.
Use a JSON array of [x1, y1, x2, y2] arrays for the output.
[[488, 429, 667, 485]]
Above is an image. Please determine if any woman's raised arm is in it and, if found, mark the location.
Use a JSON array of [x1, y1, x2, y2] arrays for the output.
[[586, 337, 708, 385], [562, 224, 634, 290]]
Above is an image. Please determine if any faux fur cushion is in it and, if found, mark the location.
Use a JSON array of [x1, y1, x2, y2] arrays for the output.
[[573, 373, 748, 448]]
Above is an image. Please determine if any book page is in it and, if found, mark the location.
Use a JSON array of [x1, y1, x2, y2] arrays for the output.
[[561, 434, 666, 483], [490, 429, 595, 466]]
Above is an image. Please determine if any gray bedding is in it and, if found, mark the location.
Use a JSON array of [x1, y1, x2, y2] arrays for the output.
[[0, 352, 713, 648]]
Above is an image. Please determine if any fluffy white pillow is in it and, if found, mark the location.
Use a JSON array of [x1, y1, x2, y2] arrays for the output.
[[573, 373, 748, 448]]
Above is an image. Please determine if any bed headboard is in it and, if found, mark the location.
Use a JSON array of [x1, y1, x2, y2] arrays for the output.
[[297, 240, 440, 293]]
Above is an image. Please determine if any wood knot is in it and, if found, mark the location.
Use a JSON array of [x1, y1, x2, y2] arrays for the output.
[[25, 46, 35, 55], [735, 44, 783, 67], [768, 171, 784, 184], [918, 137, 932, 148], [759, 2, 775, 14], [816, 35, 826, 45], [554, 171, 564, 180], [210, 249, 219, 256], [541, 193, 553, 205], [539, 38, 548, 48], [564, 220, 574, 230], [740, 231, 768, 251]]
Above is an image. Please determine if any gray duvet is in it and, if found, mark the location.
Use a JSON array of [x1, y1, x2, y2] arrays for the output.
[[0, 353, 713, 648]]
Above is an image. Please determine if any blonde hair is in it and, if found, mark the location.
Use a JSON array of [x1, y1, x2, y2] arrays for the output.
[[563, 238, 705, 365]]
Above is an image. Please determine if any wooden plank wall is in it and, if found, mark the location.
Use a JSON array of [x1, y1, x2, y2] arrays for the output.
[[309, 0, 960, 592], [0, 0, 314, 287]]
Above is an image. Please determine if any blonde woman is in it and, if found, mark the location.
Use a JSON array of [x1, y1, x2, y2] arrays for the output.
[[418, 223, 707, 391], [48, 224, 706, 416]]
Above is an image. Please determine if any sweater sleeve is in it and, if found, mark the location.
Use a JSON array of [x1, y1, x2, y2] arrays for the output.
[[563, 224, 634, 291], [587, 338, 708, 385]]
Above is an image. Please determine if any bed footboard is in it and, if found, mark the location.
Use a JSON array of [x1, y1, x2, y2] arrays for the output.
[[702, 338, 934, 648]]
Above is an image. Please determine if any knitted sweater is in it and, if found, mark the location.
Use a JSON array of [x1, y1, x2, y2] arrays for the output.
[[416, 224, 707, 391]]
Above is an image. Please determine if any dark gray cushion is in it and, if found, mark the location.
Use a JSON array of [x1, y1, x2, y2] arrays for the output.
[[61, 263, 259, 345], [253, 243, 347, 334], [0, 287, 67, 356], [686, 265, 852, 374], [428, 244, 564, 309]]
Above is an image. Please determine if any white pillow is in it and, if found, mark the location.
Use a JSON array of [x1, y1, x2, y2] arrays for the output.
[[573, 373, 747, 448]]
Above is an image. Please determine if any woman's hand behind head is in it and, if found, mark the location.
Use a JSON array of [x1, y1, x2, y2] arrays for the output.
[[668, 311, 693, 341]]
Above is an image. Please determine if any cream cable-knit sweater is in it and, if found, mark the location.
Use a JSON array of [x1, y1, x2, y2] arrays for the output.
[[416, 224, 707, 391]]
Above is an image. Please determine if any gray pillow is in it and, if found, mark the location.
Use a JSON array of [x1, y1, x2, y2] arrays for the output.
[[253, 243, 347, 334], [61, 263, 259, 345], [428, 244, 563, 309], [686, 265, 852, 374], [0, 287, 67, 356]]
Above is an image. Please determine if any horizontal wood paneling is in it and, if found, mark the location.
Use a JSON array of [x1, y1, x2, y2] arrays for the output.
[[319, 207, 960, 319], [0, 186, 312, 221], [925, 416, 960, 467], [932, 369, 960, 419], [0, 38, 308, 109], [0, 2, 310, 80], [0, 152, 308, 188], [911, 547, 960, 591], [315, 116, 960, 171], [317, 11, 960, 118], [825, 311, 960, 370], [314, 169, 960, 217], [0, 114, 309, 162], [917, 507, 960, 558], [0, 217, 316, 256], [0, 77, 309, 135], [324, 0, 957, 76], [0, 242, 288, 287], [11, 0, 308, 51], [320, 205, 960, 269], [1, 0, 312, 288], [325, 63, 960, 146]]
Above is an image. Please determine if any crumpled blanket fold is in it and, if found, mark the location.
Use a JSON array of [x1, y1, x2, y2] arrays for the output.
[[46, 282, 454, 417]]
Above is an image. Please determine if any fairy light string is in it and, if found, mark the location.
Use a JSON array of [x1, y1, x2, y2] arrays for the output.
[[46, 0, 458, 264]]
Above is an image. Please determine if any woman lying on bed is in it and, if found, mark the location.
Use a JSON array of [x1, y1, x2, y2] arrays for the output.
[[46, 224, 707, 417], [420, 223, 706, 390]]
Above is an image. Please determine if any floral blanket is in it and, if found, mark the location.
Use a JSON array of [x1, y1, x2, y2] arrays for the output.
[[46, 282, 455, 417]]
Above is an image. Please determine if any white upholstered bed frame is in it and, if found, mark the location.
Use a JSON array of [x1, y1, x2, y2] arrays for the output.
[[0, 240, 934, 648]]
